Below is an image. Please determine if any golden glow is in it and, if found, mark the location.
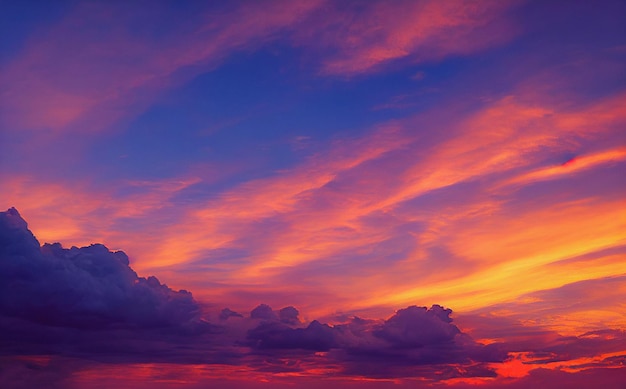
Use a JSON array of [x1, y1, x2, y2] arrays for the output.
[[3, 89, 625, 327]]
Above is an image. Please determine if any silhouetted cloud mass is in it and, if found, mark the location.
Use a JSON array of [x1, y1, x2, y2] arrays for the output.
[[2, 207, 623, 385], [242, 302, 507, 373], [0, 207, 502, 372], [279, 306, 300, 325], [250, 303, 278, 321], [0, 207, 215, 365], [0, 208, 200, 331], [219, 308, 243, 321], [374, 305, 459, 347], [247, 319, 337, 351]]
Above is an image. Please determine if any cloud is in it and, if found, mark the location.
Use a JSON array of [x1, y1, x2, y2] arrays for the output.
[[334, 306, 506, 373], [279, 306, 301, 325], [461, 273, 626, 339], [503, 147, 626, 187], [0, 0, 521, 136], [0, 207, 202, 332], [1, 207, 503, 377], [373, 305, 459, 347], [250, 304, 279, 321], [242, 303, 506, 377], [220, 308, 244, 321], [1, 207, 625, 385], [247, 320, 337, 351], [0, 1, 323, 134], [292, 0, 520, 75]]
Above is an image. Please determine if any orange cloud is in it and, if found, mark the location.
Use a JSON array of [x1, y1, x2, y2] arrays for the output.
[[0, 174, 200, 259], [115, 90, 624, 318], [4, 84, 624, 323], [505, 148, 626, 186]]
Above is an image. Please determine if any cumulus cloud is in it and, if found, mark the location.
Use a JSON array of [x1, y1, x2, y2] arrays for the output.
[[250, 304, 278, 321], [333, 305, 507, 372], [2, 207, 622, 383], [0, 208, 204, 337], [241, 302, 506, 378], [219, 308, 244, 321], [0, 207, 503, 376], [373, 305, 460, 347], [279, 306, 301, 325], [247, 319, 337, 351]]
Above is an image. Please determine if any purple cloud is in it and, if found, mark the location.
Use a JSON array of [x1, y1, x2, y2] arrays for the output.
[[250, 304, 278, 321], [241, 302, 506, 378], [373, 305, 459, 347], [0, 207, 503, 375], [219, 308, 244, 321], [279, 306, 300, 325], [0, 207, 214, 365], [247, 319, 336, 351], [2, 207, 623, 385], [0, 208, 201, 330]]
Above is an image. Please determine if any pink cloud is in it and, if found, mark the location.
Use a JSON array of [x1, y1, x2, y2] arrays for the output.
[[0, 1, 323, 134], [5, 82, 624, 318], [3, 23, 625, 319], [504, 147, 626, 186], [0, 174, 201, 260], [293, 0, 521, 75], [114, 88, 624, 316], [0, 0, 524, 137]]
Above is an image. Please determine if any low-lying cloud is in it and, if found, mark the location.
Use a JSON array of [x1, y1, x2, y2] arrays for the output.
[[0, 207, 201, 331], [1, 207, 623, 386]]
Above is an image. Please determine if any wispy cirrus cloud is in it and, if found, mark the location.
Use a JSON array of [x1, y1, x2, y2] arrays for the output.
[[504, 148, 626, 187], [4, 84, 624, 316], [132, 86, 626, 314], [0, 0, 520, 136], [294, 0, 521, 76], [0, 1, 323, 134]]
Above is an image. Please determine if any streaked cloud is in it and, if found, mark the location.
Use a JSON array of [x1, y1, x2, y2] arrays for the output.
[[299, 0, 521, 75]]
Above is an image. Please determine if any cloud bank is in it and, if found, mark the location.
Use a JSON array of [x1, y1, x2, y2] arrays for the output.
[[0, 207, 200, 331], [1, 207, 624, 387], [0, 207, 501, 378]]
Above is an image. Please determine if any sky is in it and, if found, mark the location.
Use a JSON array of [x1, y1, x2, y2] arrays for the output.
[[1, 0, 625, 388]]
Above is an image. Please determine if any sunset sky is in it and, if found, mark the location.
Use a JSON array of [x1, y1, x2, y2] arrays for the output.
[[1, 0, 625, 388]]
